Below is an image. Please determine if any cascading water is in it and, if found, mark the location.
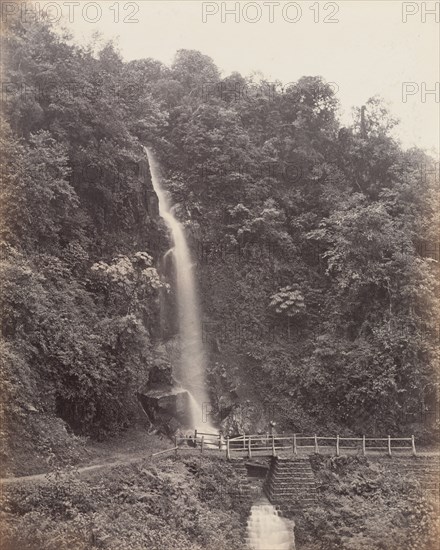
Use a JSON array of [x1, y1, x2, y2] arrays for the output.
[[145, 147, 212, 430], [246, 498, 295, 550]]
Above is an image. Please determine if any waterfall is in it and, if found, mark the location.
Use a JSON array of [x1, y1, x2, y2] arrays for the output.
[[247, 498, 295, 550], [145, 147, 212, 430]]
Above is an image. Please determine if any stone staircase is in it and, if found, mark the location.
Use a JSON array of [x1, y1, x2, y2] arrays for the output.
[[228, 458, 253, 503], [263, 456, 317, 514]]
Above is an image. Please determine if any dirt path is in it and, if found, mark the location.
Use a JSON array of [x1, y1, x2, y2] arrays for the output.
[[0, 450, 157, 485], [0, 446, 217, 485]]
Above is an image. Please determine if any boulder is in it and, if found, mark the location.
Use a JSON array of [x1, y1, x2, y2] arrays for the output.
[[138, 387, 192, 434]]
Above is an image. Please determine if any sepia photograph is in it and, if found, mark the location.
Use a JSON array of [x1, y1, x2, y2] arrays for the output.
[[0, 1, 439, 548]]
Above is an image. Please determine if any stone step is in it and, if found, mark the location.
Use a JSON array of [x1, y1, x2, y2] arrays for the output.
[[272, 464, 303, 468], [271, 499, 317, 507], [274, 464, 314, 468], [278, 498, 317, 504], [267, 490, 317, 497], [276, 504, 316, 512], [273, 466, 311, 471], [264, 456, 318, 510], [272, 480, 316, 485], [272, 490, 318, 496], [268, 487, 317, 494], [272, 468, 312, 474], [275, 460, 311, 464], [272, 471, 315, 477], [285, 474, 315, 479], [271, 474, 297, 478], [276, 460, 311, 465], [271, 477, 316, 484], [277, 457, 310, 465], [276, 456, 309, 464], [268, 481, 317, 489], [270, 497, 317, 503], [270, 496, 317, 503], [270, 477, 316, 482]]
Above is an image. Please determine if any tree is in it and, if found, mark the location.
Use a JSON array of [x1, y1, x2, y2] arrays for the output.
[[269, 285, 306, 338], [91, 252, 169, 316]]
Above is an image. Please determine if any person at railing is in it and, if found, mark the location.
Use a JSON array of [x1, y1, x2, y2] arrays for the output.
[[219, 430, 225, 450], [269, 421, 277, 446]]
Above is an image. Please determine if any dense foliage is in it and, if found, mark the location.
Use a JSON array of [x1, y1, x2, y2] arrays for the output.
[[298, 455, 439, 550], [0, 455, 250, 550], [0, 8, 438, 475], [144, 57, 439, 435], [1, 453, 437, 550], [0, 16, 168, 468]]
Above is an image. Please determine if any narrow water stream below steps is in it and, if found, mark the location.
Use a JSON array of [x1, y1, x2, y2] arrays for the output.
[[246, 495, 295, 550]]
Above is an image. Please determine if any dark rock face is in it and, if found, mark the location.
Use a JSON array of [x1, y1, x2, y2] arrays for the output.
[[146, 365, 174, 388], [138, 387, 192, 434]]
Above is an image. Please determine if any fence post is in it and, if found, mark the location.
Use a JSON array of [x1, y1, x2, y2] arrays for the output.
[[314, 434, 319, 454], [293, 434, 297, 456], [362, 435, 366, 456], [272, 434, 275, 456], [174, 436, 178, 459], [336, 434, 340, 457], [226, 436, 230, 460], [201, 436, 204, 455], [411, 435, 416, 456], [243, 435, 246, 449], [248, 435, 252, 459], [195, 429, 197, 442], [387, 435, 391, 457]]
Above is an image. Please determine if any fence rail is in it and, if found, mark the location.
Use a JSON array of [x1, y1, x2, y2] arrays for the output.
[[151, 431, 417, 460], [226, 433, 416, 459], [151, 431, 224, 459]]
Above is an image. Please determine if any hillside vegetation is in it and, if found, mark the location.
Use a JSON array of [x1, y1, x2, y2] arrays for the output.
[[1, 13, 439, 476]]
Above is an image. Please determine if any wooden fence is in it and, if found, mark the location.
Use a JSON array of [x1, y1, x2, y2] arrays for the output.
[[151, 430, 224, 458], [226, 433, 416, 459], [152, 431, 417, 459]]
